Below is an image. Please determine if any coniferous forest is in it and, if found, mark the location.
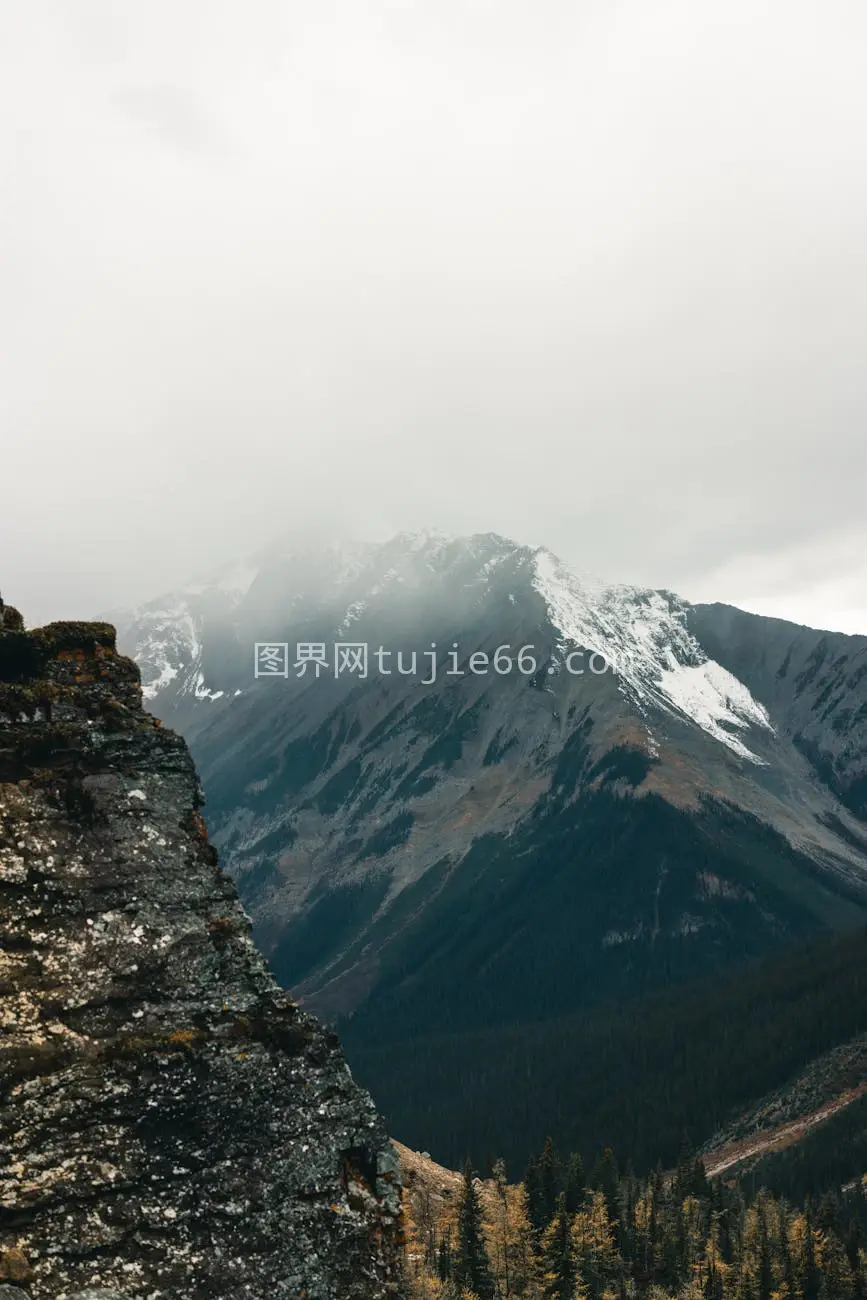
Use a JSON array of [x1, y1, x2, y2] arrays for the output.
[[345, 925, 867, 1173], [403, 1136, 867, 1300]]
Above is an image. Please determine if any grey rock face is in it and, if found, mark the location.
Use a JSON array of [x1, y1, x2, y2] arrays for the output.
[[0, 612, 404, 1299], [687, 602, 867, 817], [67, 1292, 128, 1299], [67, 1293, 127, 1300]]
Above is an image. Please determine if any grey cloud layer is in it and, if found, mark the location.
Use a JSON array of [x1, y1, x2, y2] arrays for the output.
[[0, 1, 864, 632]]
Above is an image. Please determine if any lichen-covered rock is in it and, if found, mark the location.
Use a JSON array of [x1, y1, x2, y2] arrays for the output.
[[67, 1291, 127, 1299], [0, 610, 404, 1299]]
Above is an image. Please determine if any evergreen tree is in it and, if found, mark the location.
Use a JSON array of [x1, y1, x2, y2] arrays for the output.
[[402, 1126, 867, 1300], [647, 1171, 661, 1283], [525, 1153, 544, 1238], [756, 1199, 773, 1300], [673, 1139, 697, 1202], [590, 1147, 619, 1224], [573, 1187, 620, 1298], [805, 1195, 821, 1300], [541, 1192, 576, 1300], [538, 1137, 561, 1230], [779, 1200, 795, 1299], [565, 1152, 585, 1216], [617, 1162, 637, 1260], [509, 1182, 543, 1298], [492, 1158, 512, 1298], [437, 1226, 452, 1283], [453, 1160, 496, 1300]]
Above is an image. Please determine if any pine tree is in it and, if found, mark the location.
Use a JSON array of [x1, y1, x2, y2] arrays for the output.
[[779, 1200, 795, 1300], [573, 1187, 620, 1298], [617, 1162, 637, 1261], [508, 1182, 543, 1299], [492, 1158, 512, 1298], [538, 1137, 561, 1230], [590, 1147, 619, 1225], [756, 1198, 774, 1300], [525, 1153, 544, 1238], [647, 1178, 659, 1284], [673, 1139, 695, 1203], [565, 1153, 586, 1216], [541, 1193, 576, 1300], [402, 1125, 867, 1300], [805, 1195, 821, 1300], [453, 1160, 496, 1300]]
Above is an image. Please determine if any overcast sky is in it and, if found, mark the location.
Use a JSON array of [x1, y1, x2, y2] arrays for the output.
[[1, 1, 865, 633]]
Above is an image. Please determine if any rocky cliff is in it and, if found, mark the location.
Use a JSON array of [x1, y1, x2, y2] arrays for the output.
[[0, 604, 404, 1300]]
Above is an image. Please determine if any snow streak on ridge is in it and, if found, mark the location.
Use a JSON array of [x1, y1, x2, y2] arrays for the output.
[[532, 549, 774, 764]]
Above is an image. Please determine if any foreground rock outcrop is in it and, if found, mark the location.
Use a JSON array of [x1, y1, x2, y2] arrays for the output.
[[0, 605, 404, 1299]]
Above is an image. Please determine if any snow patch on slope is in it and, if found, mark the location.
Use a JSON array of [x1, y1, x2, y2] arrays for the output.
[[133, 605, 202, 702], [192, 671, 225, 701], [533, 549, 774, 763], [116, 556, 261, 703], [142, 658, 179, 701], [659, 659, 773, 758], [338, 600, 367, 632]]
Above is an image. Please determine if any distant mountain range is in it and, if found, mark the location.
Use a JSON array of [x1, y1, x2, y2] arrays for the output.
[[113, 530, 867, 1167]]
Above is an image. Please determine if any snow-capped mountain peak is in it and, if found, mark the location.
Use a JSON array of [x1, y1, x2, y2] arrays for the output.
[[115, 529, 776, 763]]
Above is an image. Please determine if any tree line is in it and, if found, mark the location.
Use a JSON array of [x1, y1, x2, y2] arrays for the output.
[[402, 1135, 867, 1299]]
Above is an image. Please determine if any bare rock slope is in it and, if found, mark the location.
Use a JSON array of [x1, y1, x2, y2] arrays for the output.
[[0, 604, 404, 1300]]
